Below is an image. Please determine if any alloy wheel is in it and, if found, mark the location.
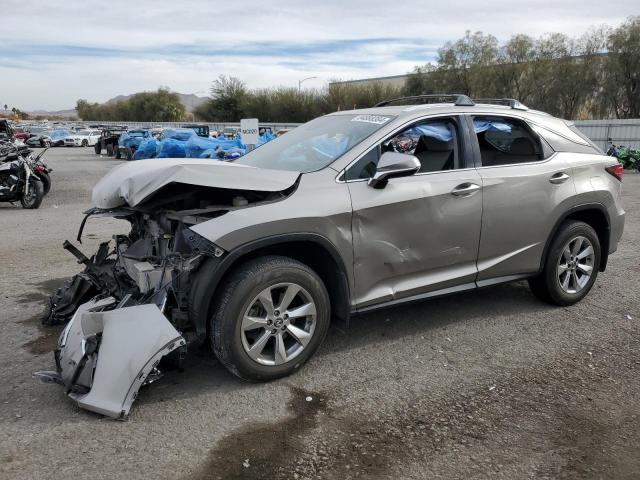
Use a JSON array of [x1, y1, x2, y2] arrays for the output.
[[557, 235, 595, 294], [240, 282, 317, 366]]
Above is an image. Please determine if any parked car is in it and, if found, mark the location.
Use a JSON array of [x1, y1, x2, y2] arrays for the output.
[[181, 124, 210, 138], [64, 130, 101, 147], [26, 132, 52, 148], [94, 126, 128, 157], [222, 126, 238, 138], [40, 95, 625, 418], [11, 126, 30, 141], [117, 129, 151, 160], [47, 129, 70, 147]]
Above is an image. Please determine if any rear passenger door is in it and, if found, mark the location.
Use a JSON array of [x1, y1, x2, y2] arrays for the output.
[[345, 115, 484, 309], [469, 115, 576, 283]]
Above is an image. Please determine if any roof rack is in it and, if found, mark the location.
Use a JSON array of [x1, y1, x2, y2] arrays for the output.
[[374, 94, 475, 108], [473, 98, 529, 110]]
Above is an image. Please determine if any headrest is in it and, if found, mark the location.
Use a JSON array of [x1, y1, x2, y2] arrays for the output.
[[420, 136, 451, 152], [510, 137, 535, 155]]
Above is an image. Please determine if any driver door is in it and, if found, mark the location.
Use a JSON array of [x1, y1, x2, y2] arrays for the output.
[[345, 116, 483, 309]]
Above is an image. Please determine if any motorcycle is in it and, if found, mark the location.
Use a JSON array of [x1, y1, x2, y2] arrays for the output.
[[0, 140, 46, 209], [606, 139, 640, 171], [26, 148, 53, 195]]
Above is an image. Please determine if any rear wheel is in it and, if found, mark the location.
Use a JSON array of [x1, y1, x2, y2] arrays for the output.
[[210, 255, 331, 381], [529, 220, 600, 306], [20, 178, 44, 209]]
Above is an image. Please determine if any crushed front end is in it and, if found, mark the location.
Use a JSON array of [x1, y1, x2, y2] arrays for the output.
[[35, 159, 299, 418], [37, 206, 219, 418]]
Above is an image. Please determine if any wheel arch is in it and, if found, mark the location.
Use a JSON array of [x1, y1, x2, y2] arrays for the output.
[[189, 233, 352, 340], [541, 203, 611, 273]]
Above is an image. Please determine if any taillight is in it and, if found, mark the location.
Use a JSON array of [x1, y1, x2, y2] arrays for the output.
[[605, 163, 623, 181]]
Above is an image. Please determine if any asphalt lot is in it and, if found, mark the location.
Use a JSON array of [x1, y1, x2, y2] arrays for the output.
[[0, 147, 639, 480]]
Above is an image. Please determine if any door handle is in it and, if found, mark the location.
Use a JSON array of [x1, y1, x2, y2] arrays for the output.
[[451, 183, 481, 196], [549, 172, 570, 184]]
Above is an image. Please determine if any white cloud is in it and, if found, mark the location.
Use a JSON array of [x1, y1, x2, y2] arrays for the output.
[[0, 0, 635, 110]]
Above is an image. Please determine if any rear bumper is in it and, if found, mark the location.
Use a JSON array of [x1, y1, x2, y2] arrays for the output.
[[39, 298, 185, 419], [609, 208, 625, 255]]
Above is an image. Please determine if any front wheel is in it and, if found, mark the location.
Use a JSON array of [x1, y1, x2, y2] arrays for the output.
[[210, 255, 331, 381], [20, 178, 44, 209], [39, 172, 51, 195], [81, 139, 88, 147], [529, 220, 601, 306]]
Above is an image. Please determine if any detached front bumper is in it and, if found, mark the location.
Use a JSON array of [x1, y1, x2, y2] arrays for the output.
[[36, 297, 185, 419]]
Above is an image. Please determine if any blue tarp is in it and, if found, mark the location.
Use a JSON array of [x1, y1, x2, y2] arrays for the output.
[[161, 128, 197, 142], [473, 119, 512, 133], [402, 122, 453, 142], [186, 135, 248, 159], [119, 130, 150, 148], [257, 131, 276, 145], [157, 138, 188, 158], [133, 137, 159, 160]]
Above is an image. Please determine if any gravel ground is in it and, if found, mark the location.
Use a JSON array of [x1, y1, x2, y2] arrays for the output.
[[0, 147, 638, 480]]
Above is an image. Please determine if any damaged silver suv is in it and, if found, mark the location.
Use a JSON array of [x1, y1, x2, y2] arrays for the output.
[[38, 95, 625, 418]]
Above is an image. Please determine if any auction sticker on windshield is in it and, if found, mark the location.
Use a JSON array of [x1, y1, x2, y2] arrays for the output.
[[351, 115, 392, 125]]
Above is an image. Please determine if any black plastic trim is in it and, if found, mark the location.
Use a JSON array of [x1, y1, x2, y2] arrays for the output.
[[538, 203, 611, 273], [189, 233, 351, 338]]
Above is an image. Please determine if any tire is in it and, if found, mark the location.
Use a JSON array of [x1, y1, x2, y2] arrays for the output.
[[528, 220, 601, 306], [81, 139, 88, 147], [94, 142, 101, 154], [20, 178, 44, 209], [115, 146, 122, 159], [125, 147, 133, 160], [210, 255, 331, 381], [39, 172, 51, 195], [106, 144, 114, 157]]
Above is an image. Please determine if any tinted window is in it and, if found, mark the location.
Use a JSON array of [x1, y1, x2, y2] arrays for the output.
[[346, 118, 460, 180], [473, 116, 545, 166]]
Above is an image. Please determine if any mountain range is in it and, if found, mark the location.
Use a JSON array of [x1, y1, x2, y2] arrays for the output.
[[9, 92, 208, 119]]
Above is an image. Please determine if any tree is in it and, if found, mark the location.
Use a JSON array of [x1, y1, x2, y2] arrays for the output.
[[436, 31, 499, 95], [602, 16, 640, 118], [75, 89, 185, 121], [195, 76, 248, 121], [403, 65, 437, 96]]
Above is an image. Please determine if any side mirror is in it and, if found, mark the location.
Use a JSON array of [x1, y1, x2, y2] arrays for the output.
[[368, 152, 421, 189]]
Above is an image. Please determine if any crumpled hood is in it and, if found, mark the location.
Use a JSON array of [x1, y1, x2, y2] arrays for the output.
[[91, 158, 300, 208]]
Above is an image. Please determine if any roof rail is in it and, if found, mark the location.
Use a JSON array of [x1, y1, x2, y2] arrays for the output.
[[374, 94, 475, 108], [473, 98, 529, 110]]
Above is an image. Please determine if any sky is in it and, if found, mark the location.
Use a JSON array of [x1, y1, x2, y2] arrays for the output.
[[0, 0, 636, 111]]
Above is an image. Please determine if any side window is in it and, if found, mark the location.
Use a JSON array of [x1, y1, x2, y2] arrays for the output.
[[473, 116, 546, 166], [345, 118, 460, 180]]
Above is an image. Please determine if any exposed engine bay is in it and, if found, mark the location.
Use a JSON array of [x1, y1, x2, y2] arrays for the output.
[[36, 159, 299, 418]]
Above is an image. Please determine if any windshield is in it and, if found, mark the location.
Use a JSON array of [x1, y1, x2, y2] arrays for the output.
[[234, 114, 395, 172]]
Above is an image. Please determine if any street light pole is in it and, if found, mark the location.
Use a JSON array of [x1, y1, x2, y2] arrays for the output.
[[298, 76, 318, 93]]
